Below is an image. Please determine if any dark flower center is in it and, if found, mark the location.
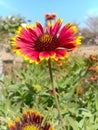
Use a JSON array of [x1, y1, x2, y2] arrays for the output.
[[34, 34, 59, 51]]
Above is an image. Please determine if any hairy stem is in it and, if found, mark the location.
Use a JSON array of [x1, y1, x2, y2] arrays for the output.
[[48, 59, 66, 130]]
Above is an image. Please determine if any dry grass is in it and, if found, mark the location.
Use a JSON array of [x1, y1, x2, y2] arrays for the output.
[[74, 45, 98, 56]]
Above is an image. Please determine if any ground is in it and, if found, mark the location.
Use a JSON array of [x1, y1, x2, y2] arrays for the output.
[[74, 45, 98, 56]]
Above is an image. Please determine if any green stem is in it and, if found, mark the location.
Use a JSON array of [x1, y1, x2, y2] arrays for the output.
[[48, 59, 66, 130]]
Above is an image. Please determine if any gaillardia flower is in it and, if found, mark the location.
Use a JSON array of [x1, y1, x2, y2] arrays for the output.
[[12, 18, 82, 64], [44, 13, 57, 20], [8, 110, 54, 130]]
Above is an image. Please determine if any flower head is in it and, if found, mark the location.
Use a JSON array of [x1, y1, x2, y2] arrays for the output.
[[12, 18, 82, 64], [89, 54, 97, 61], [8, 110, 54, 130], [44, 13, 57, 20], [90, 75, 98, 81]]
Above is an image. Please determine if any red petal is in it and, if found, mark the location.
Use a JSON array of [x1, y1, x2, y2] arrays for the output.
[[52, 19, 62, 35], [62, 43, 76, 50], [19, 27, 33, 41], [59, 24, 77, 41], [16, 37, 34, 48], [55, 49, 67, 60], [39, 51, 56, 60], [28, 28, 38, 37], [36, 22, 44, 33], [28, 50, 40, 62]]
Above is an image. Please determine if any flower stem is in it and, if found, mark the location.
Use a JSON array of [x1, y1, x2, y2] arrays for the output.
[[48, 59, 66, 130]]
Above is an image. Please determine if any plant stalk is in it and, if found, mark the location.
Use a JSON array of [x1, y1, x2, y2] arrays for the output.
[[48, 58, 66, 130]]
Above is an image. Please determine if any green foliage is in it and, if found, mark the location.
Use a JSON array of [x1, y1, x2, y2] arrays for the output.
[[0, 55, 98, 130], [0, 15, 25, 34], [0, 15, 25, 52]]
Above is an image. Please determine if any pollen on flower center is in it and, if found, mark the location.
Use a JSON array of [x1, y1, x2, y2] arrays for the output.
[[23, 125, 39, 130], [39, 34, 53, 44], [34, 33, 59, 51]]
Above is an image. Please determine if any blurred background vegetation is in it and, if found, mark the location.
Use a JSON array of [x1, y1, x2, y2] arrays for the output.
[[0, 15, 25, 52]]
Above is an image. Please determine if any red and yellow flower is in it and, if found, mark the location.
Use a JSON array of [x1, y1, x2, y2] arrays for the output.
[[8, 110, 54, 130], [12, 18, 82, 64], [44, 13, 57, 20]]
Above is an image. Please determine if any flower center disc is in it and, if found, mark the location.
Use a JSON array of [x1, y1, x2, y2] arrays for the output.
[[23, 125, 39, 130], [39, 34, 53, 44], [34, 34, 59, 51]]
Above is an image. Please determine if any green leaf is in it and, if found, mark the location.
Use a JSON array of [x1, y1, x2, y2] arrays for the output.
[[95, 94, 98, 110], [66, 117, 80, 130]]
